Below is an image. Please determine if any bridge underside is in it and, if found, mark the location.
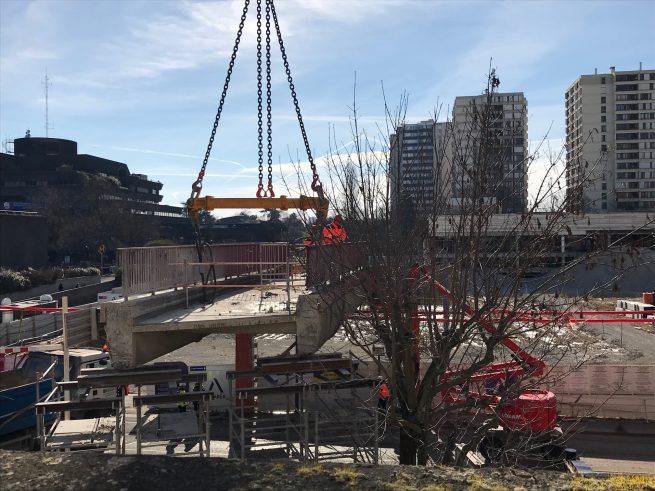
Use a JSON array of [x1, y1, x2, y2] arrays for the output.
[[101, 282, 363, 369]]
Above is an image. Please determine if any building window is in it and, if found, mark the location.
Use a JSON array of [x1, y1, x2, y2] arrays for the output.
[[601, 106, 606, 113], [602, 135, 606, 142], [601, 96, 606, 103], [601, 77, 606, 84], [602, 183, 607, 190], [602, 202, 607, 209], [601, 125, 606, 132], [601, 116, 607, 123]]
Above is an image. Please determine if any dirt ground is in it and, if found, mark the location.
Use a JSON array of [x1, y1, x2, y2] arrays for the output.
[[5, 449, 653, 491]]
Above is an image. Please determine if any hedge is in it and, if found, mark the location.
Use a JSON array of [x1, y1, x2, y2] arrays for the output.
[[0, 267, 101, 295]]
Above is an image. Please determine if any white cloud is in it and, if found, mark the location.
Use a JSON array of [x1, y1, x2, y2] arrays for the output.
[[86, 143, 247, 170]]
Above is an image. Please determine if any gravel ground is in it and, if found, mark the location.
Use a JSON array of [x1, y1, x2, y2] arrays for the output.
[[152, 304, 655, 370]]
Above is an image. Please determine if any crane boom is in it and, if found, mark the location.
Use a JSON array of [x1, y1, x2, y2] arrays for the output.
[[429, 279, 545, 376]]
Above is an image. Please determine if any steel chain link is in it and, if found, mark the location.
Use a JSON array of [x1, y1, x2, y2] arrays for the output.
[[265, 0, 274, 197], [256, 0, 264, 196], [193, 0, 250, 199], [269, 0, 321, 191], [193, 0, 322, 200]]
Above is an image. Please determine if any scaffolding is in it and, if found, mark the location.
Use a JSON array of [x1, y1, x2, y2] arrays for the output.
[[226, 354, 382, 463], [35, 366, 213, 455]]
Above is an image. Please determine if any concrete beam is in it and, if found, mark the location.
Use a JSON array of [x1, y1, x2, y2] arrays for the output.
[[103, 288, 297, 369], [134, 314, 297, 334], [103, 279, 364, 369], [295, 281, 365, 355]]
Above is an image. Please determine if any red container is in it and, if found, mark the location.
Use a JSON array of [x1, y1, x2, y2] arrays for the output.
[[643, 292, 654, 305]]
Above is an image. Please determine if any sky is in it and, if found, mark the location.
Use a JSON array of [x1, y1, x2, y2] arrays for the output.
[[1, 0, 654, 214]]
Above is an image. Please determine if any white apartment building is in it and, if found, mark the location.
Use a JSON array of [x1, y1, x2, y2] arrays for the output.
[[389, 120, 450, 211], [565, 66, 655, 212], [450, 92, 529, 214]]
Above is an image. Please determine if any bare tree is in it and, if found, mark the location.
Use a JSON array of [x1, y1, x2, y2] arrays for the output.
[[43, 171, 159, 259], [299, 70, 654, 466]]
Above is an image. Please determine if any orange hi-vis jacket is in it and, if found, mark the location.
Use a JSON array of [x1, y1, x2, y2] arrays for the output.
[[322, 221, 346, 244], [379, 383, 391, 399]]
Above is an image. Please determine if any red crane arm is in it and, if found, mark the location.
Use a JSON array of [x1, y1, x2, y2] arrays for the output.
[[428, 277, 545, 378]]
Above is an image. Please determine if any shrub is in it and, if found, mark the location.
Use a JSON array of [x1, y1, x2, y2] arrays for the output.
[[144, 239, 178, 247], [0, 269, 31, 294], [62, 267, 100, 278], [23, 267, 60, 286]]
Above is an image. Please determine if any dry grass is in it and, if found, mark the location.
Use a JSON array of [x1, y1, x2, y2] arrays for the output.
[[333, 466, 364, 485], [466, 475, 512, 491], [570, 474, 655, 491], [296, 464, 326, 477]]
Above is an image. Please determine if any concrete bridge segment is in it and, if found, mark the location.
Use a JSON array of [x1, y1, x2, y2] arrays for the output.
[[101, 283, 364, 369]]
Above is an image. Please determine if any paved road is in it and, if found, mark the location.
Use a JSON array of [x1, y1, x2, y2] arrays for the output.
[[567, 420, 655, 474]]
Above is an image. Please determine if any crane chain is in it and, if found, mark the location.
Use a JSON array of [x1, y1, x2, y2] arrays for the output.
[[265, 0, 274, 197], [269, 0, 322, 194], [256, 0, 264, 197], [192, 0, 250, 200]]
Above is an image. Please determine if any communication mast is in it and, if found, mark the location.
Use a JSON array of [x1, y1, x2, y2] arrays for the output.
[[43, 71, 53, 137]]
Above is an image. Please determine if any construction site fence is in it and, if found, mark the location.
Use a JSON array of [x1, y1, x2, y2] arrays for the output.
[[0, 306, 99, 347], [118, 243, 290, 300], [305, 243, 367, 288]]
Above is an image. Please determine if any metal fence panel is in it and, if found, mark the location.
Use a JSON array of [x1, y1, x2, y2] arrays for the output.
[[119, 243, 289, 299], [305, 243, 366, 288]]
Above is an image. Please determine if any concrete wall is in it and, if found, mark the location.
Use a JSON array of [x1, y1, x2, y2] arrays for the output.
[[296, 283, 365, 355], [101, 288, 205, 369], [7, 276, 104, 303], [548, 364, 654, 420]]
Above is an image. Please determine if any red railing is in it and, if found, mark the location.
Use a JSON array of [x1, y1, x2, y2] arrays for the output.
[[305, 243, 366, 288]]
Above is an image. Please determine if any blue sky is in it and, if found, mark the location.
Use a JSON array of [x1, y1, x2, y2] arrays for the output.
[[1, 0, 654, 213]]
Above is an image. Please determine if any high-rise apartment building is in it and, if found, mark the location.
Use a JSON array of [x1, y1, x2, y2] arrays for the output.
[[389, 120, 450, 211], [565, 66, 655, 212], [450, 92, 529, 214]]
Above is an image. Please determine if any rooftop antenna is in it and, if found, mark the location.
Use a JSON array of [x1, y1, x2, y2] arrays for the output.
[[43, 70, 52, 137]]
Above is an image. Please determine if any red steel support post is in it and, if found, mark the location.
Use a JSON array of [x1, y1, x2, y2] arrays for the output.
[[235, 333, 254, 411]]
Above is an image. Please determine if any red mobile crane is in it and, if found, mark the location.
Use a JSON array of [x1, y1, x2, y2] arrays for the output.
[[408, 269, 562, 461]]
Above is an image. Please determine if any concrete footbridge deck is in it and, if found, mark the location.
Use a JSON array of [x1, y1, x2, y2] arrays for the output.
[[101, 243, 365, 369]]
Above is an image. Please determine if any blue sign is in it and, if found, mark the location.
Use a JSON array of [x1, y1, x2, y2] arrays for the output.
[[189, 365, 207, 372]]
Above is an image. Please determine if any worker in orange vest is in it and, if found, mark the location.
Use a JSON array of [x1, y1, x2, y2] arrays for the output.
[[378, 381, 391, 411], [322, 214, 347, 244]]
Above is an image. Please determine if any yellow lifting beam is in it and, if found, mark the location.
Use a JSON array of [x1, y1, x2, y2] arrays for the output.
[[187, 195, 329, 220]]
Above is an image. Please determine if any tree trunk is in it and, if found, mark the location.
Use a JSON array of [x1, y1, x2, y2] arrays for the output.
[[399, 426, 417, 465]]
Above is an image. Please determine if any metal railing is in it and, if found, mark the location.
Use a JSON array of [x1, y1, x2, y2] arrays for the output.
[[35, 383, 124, 454], [132, 390, 213, 457], [305, 243, 366, 288], [226, 357, 381, 463], [118, 243, 290, 300]]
